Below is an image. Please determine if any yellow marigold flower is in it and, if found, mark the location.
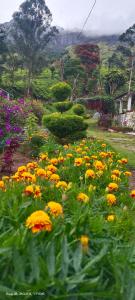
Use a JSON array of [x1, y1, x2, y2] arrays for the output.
[[56, 181, 68, 190], [77, 193, 89, 203], [50, 158, 58, 165], [21, 172, 36, 183], [84, 146, 89, 151], [106, 194, 117, 206], [88, 184, 96, 192], [121, 158, 128, 164], [83, 156, 90, 162], [108, 183, 118, 192], [107, 151, 113, 158], [124, 171, 132, 177], [27, 162, 38, 170], [0, 180, 5, 191], [18, 166, 27, 174], [94, 160, 105, 170], [46, 201, 63, 217], [130, 190, 135, 198], [99, 152, 108, 158], [107, 215, 115, 222], [24, 185, 34, 196], [64, 145, 69, 150], [39, 153, 48, 161], [47, 164, 57, 173], [36, 168, 46, 178], [80, 235, 89, 252], [111, 175, 121, 182], [66, 153, 73, 158], [85, 169, 95, 179], [58, 156, 65, 163], [50, 174, 60, 183], [26, 210, 52, 233], [102, 143, 106, 148], [112, 169, 121, 177], [74, 158, 83, 167], [76, 147, 82, 153], [34, 186, 42, 198], [11, 173, 20, 182]]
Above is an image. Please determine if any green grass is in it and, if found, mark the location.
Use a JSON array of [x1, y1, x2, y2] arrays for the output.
[[87, 119, 135, 169]]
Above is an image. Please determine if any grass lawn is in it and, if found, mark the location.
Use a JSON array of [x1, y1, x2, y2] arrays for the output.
[[87, 119, 135, 169]]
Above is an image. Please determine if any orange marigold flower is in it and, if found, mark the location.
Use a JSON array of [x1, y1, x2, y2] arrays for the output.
[[80, 235, 89, 252], [18, 166, 27, 174], [112, 169, 121, 177], [94, 160, 105, 170], [50, 158, 58, 165], [56, 181, 68, 190], [74, 158, 83, 166], [47, 164, 57, 173], [91, 155, 97, 160], [24, 185, 34, 196], [0, 180, 5, 191], [50, 174, 60, 183], [83, 156, 90, 162], [130, 190, 135, 198], [77, 193, 89, 203], [34, 186, 42, 198], [46, 201, 63, 217], [85, 169, 95, 179], [39, 153, 48, 161], [124, 171, 132, 177], [58, 156, 65, 163], [121, 158, 128, 164], [21, 172, 36, 183], [107, 214, 115, 221], [27, 162, 38, 170], [99, 152, 108, 158], [108, 183, 119, 192], [36, 168, 46, 178], [66, 153, 73, 158], [101, 143, 106, 148], [26, 210, 52, 233], [106, 194, 117, 206]]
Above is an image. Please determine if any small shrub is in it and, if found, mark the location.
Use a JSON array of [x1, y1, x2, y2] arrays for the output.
[[43, 113, 88, 140], [31, 100, 45, 124], [51, 82, 72, 101], [25, 113, 38, 138], [54, 101, 73, 113], [29, 134, 46, 157], [73, 104, 85, 115]]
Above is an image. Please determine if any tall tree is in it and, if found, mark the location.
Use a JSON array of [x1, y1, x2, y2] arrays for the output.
[[11, 0, 58, 95]]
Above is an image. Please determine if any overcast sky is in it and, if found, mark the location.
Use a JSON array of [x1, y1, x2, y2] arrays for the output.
[[0, 0, 135, 35]]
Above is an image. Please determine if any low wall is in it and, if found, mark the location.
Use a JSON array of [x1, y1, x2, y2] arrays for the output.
[[115, 111, 135, 130]]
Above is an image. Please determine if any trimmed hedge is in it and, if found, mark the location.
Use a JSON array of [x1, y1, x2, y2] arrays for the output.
[[50, 82, 72, 101], [73, 104, 85, 115], [54, 101, 73, 113], [43, 113, 88, 139]]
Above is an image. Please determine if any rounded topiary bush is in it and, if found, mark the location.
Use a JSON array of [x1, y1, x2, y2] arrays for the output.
[[51, 82, 72, 101], [54, 101, 73, 113], [73, 104, 85, 115], [43, 113, 88, 140]]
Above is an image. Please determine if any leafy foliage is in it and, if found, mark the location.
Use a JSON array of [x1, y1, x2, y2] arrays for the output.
[[54, 101, 73, 113], [51, 81, 72, 101]]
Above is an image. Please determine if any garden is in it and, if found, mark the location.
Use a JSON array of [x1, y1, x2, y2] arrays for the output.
[[0, 0, 135, 299]]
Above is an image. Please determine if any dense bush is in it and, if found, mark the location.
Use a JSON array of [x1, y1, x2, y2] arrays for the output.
[[50, 82, 72, 101], [29, 134, 46, 157], [73, 103, 85, 115], [54, 101, 73, 113], [43, 113, 88, 139]]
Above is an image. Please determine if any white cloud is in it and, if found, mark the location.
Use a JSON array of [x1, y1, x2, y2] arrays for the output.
[[0, 0, 135, 34]]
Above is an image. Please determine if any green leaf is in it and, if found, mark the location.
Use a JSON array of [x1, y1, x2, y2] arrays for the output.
[[73, 245, 82, 273], [47, 241, 55, 277]]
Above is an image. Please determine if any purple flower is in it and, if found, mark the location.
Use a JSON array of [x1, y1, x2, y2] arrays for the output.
[[0, 128, 3, 137], [5, 123, 12, 132], [6, 138, 12, 145]]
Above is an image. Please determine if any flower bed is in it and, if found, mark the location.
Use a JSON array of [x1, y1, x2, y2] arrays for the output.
[[0, 138, 135, 298]]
